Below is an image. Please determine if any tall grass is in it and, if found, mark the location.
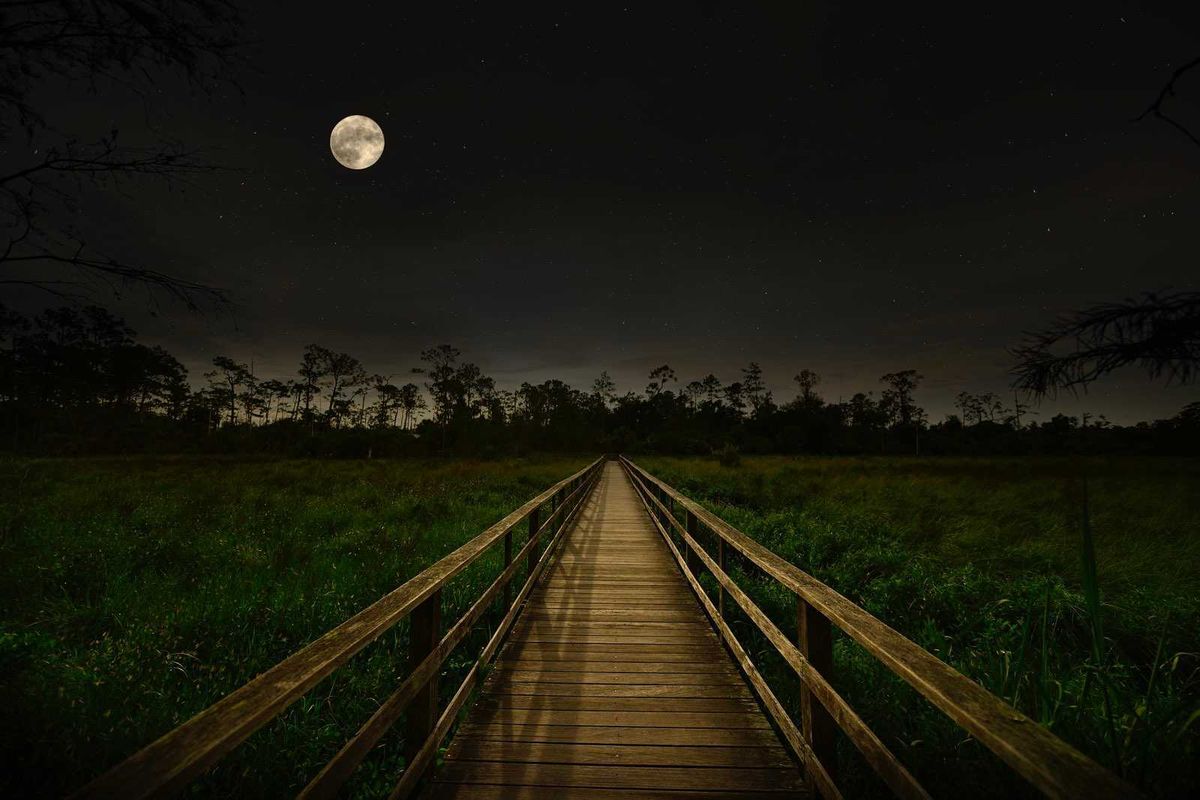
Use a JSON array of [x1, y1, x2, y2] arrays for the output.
[[0, 456, 587, 798], [640, 455, 1200, 798]]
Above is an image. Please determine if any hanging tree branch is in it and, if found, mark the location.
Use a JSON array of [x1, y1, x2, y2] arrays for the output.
[[1011, 292, 1200, 397], [0, 0, 244, 309]]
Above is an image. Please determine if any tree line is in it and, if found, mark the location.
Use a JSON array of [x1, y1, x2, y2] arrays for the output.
[[2, 303, 1197, 457]]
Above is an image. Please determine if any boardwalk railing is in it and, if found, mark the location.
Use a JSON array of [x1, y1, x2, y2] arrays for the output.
[[73, 457, 606, 800], [620, 456, 1138, 800]]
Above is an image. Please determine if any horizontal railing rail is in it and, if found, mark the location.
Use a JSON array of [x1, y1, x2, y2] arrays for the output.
[[73, 456, 606, 800], [620, 456, 1139, 800]]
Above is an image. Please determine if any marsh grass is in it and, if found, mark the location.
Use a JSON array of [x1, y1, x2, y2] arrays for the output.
[[642, 455, 1200, 798], [3, 454, 1196, 798], [0, 456, 587, 798]]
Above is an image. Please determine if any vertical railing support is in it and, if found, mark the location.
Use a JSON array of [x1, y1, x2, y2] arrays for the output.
[[659, 487, 671, 532], [405, 589, 442, 780], [685, 510, 703, 578], [527, 507, 540, 580], [798, 596, 836, 788], [717, 537, 726, 618], [503, 528, 513, 609]]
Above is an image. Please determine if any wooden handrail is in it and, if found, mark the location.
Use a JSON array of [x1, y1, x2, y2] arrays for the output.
[[625, 463, 926, 800], [72, 457, 605, 800], [620, 457, 1139, 800], [388, 464, 599, 800]]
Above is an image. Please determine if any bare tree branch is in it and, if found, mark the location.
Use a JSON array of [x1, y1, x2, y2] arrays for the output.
[[0, 0, 244, 137], [1134, 55, 1200, 148], [0, 1, 244, 308]]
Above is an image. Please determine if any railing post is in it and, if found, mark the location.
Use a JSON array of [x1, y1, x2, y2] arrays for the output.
[[717, 537, 726, 618], [405, 589, 442, 780], [527, 507, 540, 579], [503, 528, 513, 609], [685, 510, 703, 578], [798, 596, 836, 788]]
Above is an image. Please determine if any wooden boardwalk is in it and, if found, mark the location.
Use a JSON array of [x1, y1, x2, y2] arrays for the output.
[[427, 462, 808, 799], [76, 456, 1135, 800]]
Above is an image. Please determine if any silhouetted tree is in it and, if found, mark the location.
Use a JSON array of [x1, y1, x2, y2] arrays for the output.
[[258, 379, 290, 424], [645, 365, 677, 399], [793, 369, 821, 406], [880, 370, 924, 455], [397, 383, 425, 430], [592, 371, 616, 408], [206, 356, 249, 426], [298, 345, 364, 426], [741, 362, 772, 415], [416, 345, 461, 429], [297, 347, 323, 422]]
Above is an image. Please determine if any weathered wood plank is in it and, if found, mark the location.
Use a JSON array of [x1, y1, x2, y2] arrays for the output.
[[451, 722, 789, 748], [473, 695, 760, 713], [428, 786, 806, 800], [435, 762, 806, 792], [498, 645, 732, 660], [491, 683, 753, 699], [496, 666, 741, 681], [447, 738, 792, 767], [465, 708, 774, 729]]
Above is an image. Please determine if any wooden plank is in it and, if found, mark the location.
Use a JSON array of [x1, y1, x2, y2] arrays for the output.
[[496, 667, 741, 681], [428, 786, 807, 800], [491, 683, 753, 699], [531, 599, 698, 608], [522, 615, 705, 625], [499, 645, 732, 661], [447, 738, 792, 768], [435, 762, 805, 792], [508, 641, 718, 652], [473, 695, 760, 713], [465, 708, 773, 729], [513, 626, 716, 641], [452, 722, 788, 748]]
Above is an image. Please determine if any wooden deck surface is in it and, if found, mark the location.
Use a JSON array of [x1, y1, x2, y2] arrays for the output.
[[427, 462, 808, 799]]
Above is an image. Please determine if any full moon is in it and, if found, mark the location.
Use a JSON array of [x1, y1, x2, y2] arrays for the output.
[[330, 115, 384, 169]]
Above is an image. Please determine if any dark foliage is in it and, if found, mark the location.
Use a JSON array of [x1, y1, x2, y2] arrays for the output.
[[3, 304, 1198, 458]]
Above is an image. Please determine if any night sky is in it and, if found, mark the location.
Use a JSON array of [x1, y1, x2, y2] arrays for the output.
[[15, 3, 1200, 422]]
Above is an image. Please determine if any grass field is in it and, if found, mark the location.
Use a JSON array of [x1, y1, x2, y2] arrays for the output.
[[1, 455, 1197, 798], [638, 455, 1200, 798], [0, 456, 589, 798]]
